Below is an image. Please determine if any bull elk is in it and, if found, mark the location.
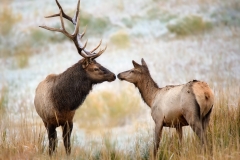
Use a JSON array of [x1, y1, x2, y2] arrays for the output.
[[117, 58, 214, 156], [34, 0, 116, 155]]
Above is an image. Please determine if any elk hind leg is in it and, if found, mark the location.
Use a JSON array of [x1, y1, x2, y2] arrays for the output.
[[45, 123, 57, 155], [202, 107, 212, 132], [202, 107, 213, 145], [182, 101, 205, 145], [193, 122, 205, 144]]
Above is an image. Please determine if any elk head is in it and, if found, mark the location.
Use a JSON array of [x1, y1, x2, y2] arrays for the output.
[[117, 58, 150, 85], [40, 0, 115, 83]]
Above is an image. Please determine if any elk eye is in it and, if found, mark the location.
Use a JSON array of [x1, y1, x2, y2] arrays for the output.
[[94, 68, 99, 71]]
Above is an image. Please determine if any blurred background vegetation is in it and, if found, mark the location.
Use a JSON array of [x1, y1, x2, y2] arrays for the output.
[[0, 0, 240, 159]]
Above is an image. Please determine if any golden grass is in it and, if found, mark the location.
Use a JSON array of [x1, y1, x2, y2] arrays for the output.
[[0, 85, 240, 159], [0, 0, 21, 37], [74, 86, 142, 130]]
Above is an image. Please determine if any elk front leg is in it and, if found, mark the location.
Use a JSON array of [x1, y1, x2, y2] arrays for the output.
[[154, 122, 163, 157], [62, 121, 73, 155]]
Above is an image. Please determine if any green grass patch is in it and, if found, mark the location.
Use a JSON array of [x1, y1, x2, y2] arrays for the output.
[[167, 15, 212, 36], [13, 43, 32, 68], [0, 2, 32, 69], [0, 5, 21, 36], [79, 12, 110, 35], [121, 15, 142, 29], [30, 26, 67, 46], [146, 8, 177, 23], [110, 30, 130, 48]]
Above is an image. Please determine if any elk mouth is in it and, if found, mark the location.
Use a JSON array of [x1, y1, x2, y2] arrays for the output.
[[117, 73, 125, 80], [107, 74, 116, 82]]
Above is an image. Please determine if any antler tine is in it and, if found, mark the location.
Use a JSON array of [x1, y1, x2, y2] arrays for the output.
[[72, 8, 80, 37], [90, 39, 102, 53], [41, 0, 75, 36], [80, 25, 87, 39], [40, 0, 77, 39], [72, 0, 80, 25], [45, 13, 60, 18], [45, 0, 73, 23], [40, 10, 73, 39], [39, 25, 62, 33], [78, 45, 107, 59], [91, 45, 107, 60], [40, 0, 107, 60], [59, 11, 66, 32], [80, 39, 87, 49]]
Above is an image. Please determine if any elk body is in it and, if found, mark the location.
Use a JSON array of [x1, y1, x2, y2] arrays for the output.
[[117, 58, 214, 156], [34, 0, 115, 155]]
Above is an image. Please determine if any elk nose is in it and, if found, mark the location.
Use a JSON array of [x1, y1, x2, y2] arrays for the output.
[[112, 74, 116, 80], [117, 73, 123, 80], [108, 73, 116, 82]]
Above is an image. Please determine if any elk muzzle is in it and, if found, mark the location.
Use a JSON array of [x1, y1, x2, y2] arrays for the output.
[[107, 72, 116, 82], [117, 73, 125, 81]]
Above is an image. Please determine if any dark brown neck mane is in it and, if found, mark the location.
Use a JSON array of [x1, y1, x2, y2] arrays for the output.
[[51, 62, 93, 111]]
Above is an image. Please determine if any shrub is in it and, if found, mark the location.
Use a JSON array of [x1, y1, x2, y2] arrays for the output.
[[30, 27, 67, 46], [110, 30, 130, 48], [13, 43, 32, 68], [167, 15, 212, 36], [146, 8, 177, 23], [0, 6, 21, 36], [0, 2, 31, 69], [79, 12, 110, 35], [121, 17, 134, 28]]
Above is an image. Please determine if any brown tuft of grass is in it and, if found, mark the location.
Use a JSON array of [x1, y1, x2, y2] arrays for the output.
[[0, 2, 21, 36]]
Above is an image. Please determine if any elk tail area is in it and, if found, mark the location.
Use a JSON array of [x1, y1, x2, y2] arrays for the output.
[[192, 80, 214, 122]]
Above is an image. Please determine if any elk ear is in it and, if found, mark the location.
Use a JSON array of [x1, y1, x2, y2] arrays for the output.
[[141, 58, 148, 68], [132, 60, 141, 68], [81, 58, 90, 69]]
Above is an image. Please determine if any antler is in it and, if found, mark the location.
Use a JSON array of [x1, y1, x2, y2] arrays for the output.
[[39, 0, 106, 59]]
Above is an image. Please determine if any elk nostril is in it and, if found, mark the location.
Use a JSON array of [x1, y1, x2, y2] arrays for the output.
[[117, 74, 124, 80], [113, 75, 116, 80]]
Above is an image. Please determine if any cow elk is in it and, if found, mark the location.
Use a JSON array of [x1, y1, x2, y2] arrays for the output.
[[34, 0, 116, 155], [117, 58, 214, 156]]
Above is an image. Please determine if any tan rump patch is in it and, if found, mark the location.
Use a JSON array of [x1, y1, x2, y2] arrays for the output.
[[192, 81, 214, 117], [46, 74, 57, 82]]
